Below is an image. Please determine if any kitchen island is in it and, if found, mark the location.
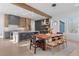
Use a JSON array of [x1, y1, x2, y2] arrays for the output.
[[13, 31, 39, 43]]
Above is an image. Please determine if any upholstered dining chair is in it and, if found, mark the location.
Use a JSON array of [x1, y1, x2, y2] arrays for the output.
[[56, 35, 67, 48], [61, 35, 67, 47], [56, 36, 64, 44], [56, 32, 67, 46], [30, 35, 40, 54], [46, 37, 58, 49]]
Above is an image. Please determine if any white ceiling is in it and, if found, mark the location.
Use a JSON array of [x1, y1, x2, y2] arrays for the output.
[[0, 3, 79, 20], [27, 3, 79, 17], [0, 3, 46, 20]]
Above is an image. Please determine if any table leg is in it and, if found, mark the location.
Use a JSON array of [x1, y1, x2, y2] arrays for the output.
[[41, 40, 46, 50]]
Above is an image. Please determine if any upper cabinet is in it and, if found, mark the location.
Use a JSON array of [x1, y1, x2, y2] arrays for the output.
[[4, 14, 31, 31], [4, 14, 9, 27], [19, 17, 31, 31], [19, 17, 26, 27], [9, 15, 20, 25], [26, 18, 31, 31]]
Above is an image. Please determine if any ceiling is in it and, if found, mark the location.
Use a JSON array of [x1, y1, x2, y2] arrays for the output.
[[27, 3, 79, 17], [0, 3, 79, 20], [0, 3, 46, 20]]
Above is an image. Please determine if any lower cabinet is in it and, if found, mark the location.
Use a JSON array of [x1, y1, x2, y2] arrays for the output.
[[19, 32, 38, 42], [13, 32, 39, 42], [4, 32, 10, 39], [19, 33, 32, 42]]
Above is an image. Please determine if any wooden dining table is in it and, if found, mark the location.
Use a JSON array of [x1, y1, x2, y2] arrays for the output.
[[35, 33, 63, 50], [35, 34, 49, 40], [34, 34, 49, 50]]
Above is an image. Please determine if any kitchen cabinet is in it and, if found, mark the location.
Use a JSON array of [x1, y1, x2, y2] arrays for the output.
[[19, 17, 31, 31], [4, 14, 9, 27], [4, 14, 31, 31], [4, 31, 10, 39]]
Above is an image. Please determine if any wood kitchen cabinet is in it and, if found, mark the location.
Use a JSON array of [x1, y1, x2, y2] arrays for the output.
[[26, 18, 31, 31], [4, 14, 9, 27], [19, 17, 31, 31], [4, 14, 31, 31], [19, 17, 26, 27]]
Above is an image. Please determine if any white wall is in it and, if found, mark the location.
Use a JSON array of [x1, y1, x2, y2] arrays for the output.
[[51, 11, 79, 41], [64, 12, 79, 41], [0, 14, 4, 38], [50, 17, 62, 33]]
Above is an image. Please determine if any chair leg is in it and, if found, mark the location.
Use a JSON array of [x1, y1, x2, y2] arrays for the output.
[[63, 41, 67, 49], [65, 41, 67, 48], [30, 44, 31, 50], [34, 46, 36, 54], [30, 40, 32, 50]]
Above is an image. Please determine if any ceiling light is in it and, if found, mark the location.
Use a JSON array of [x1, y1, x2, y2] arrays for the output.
[[52, 4, 56, 7]]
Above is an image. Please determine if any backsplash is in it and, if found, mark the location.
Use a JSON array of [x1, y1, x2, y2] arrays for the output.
[[4, 25, 25, 31]]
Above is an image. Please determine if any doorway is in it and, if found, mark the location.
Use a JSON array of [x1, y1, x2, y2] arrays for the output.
[[60, 21, 65, 33]]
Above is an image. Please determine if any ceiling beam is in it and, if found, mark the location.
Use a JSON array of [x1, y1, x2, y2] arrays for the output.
[[12, 3, 52, 19]]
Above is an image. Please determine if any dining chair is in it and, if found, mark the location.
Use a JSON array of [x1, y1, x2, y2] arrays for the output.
[[46, 37, 58, 49], [56, 35, 67, 48], [56, 36, 64, 45], [30, 35, 40, 54], [61, 35, 67, 47], [56, 32, 67, 46]]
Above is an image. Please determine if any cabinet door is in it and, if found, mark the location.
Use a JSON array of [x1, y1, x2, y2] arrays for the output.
[[19, 17, 31, 31], [19, 17, 26, 27], [4, 14, 9, 27], [4, 32, 10, 39], [28, 19, 31, 30], [26, 18, 31, 31]]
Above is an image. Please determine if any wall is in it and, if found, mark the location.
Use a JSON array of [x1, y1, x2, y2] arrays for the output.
[[0, 14, 4, 38], [50, 17, 60, 33], [51, 11, 79, 41], [63, 12, 79, 41]]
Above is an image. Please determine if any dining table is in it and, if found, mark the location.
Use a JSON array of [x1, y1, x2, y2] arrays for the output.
[[34, 34, 49, 50], [35, 33, 63, 50]]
